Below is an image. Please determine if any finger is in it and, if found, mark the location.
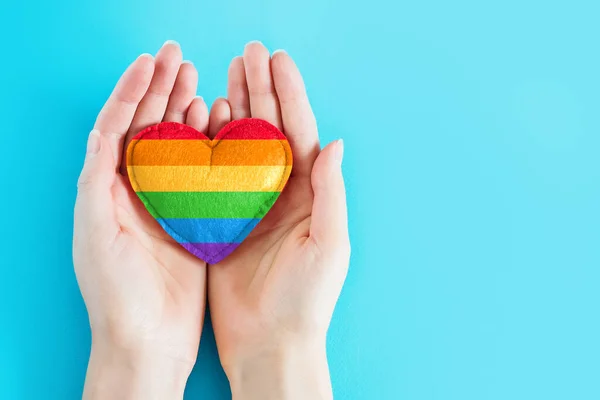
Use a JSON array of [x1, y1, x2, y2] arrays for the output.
[[121, 40, 183, 173], [186, 96, 209, 133], [94, 54, 155, 167], [243, 41, 282, 129], [271, 50, 320, 177], [75, 130, 119, 237], [163, 61, 198, 123], [227, 56, 251, 120], [208, 98, 232, 138], [309, 140, 349, 251]]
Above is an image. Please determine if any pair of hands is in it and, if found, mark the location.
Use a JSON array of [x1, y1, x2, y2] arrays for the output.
[[73, 40, 350, 399]]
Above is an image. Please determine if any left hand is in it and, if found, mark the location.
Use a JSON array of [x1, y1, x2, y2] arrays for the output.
[[73, 41, 211, 399]]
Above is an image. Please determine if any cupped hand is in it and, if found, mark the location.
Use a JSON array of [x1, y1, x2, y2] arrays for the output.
[[208, 42, 351, 400], [73, 41, 210, 398]]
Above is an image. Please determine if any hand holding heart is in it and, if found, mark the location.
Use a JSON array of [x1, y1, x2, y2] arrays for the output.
[[73, 41, 349, 400]]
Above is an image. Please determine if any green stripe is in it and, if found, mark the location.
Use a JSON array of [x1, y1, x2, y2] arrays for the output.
[[137, 191, 281, 219]]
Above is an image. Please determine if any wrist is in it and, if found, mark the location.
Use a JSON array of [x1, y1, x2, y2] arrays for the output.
[[227, 339, 333, 400], [83, 338, 192, 400]]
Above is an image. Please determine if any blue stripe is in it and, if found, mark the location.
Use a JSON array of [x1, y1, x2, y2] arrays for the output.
[[156, 218, 260, 243]]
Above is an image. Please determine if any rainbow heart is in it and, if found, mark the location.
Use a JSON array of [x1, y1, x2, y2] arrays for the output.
[[126, 119, 293, 264]]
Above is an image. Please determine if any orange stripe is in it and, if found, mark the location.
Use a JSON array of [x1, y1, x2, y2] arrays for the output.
[[128, 139, 291, 166], [127, 165, 292, 192]]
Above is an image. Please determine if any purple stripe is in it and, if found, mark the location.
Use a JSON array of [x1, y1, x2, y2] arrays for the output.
[[181, 242, 241, 264]]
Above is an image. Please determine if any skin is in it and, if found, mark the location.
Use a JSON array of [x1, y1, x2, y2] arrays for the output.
[[73, 40, 349, 400]]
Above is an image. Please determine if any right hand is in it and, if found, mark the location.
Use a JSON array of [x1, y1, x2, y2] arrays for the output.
[[208, 42, 351, 400]]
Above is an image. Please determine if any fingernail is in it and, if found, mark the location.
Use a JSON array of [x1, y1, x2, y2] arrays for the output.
[[246, 40, 263, 47], [273, 49, 287, 55], [182, 60, 194, 65], [163, 39, 180, 47], [87, 130, 101, 155], [335, 139, 344, 164], [137, 53, 154, 60]]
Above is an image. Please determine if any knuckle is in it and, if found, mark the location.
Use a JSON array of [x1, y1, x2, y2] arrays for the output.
[[309, 233, 351, 261], [147, 86, 173, 98], [249, 86, 276, 97], [76, 173, 95, 191], [335, 237, 352, 260], [341, 237, 352, 255]]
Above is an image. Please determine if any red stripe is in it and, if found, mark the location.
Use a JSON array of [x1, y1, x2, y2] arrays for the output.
[[132, 119, 286, 141], [216, 119, 287, 140]]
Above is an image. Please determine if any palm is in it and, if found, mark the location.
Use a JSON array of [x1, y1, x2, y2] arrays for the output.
[[113, 171, 204, 284], [241, 174, 313, 258], [96, 174, 202, 360]]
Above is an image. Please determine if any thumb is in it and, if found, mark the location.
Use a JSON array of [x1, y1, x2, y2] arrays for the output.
[[74, 130, 118, 236], [309, 139, 350, 252]]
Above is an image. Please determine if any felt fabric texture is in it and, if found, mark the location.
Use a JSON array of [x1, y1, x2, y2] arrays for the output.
[[126, 119, 293, 264]]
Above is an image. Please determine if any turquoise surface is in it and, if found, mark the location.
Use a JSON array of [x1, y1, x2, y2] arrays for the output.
[[1, 1, 599, 399]]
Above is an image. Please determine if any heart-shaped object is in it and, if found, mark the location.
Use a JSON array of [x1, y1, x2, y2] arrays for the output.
[[126, 119, 293, 264]]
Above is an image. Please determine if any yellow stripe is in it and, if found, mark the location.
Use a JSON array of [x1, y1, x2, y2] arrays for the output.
[[128, 165, 292, 192]]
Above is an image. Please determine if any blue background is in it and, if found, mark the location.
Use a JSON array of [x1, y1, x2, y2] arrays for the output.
[[1, 1, 599, 399]]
